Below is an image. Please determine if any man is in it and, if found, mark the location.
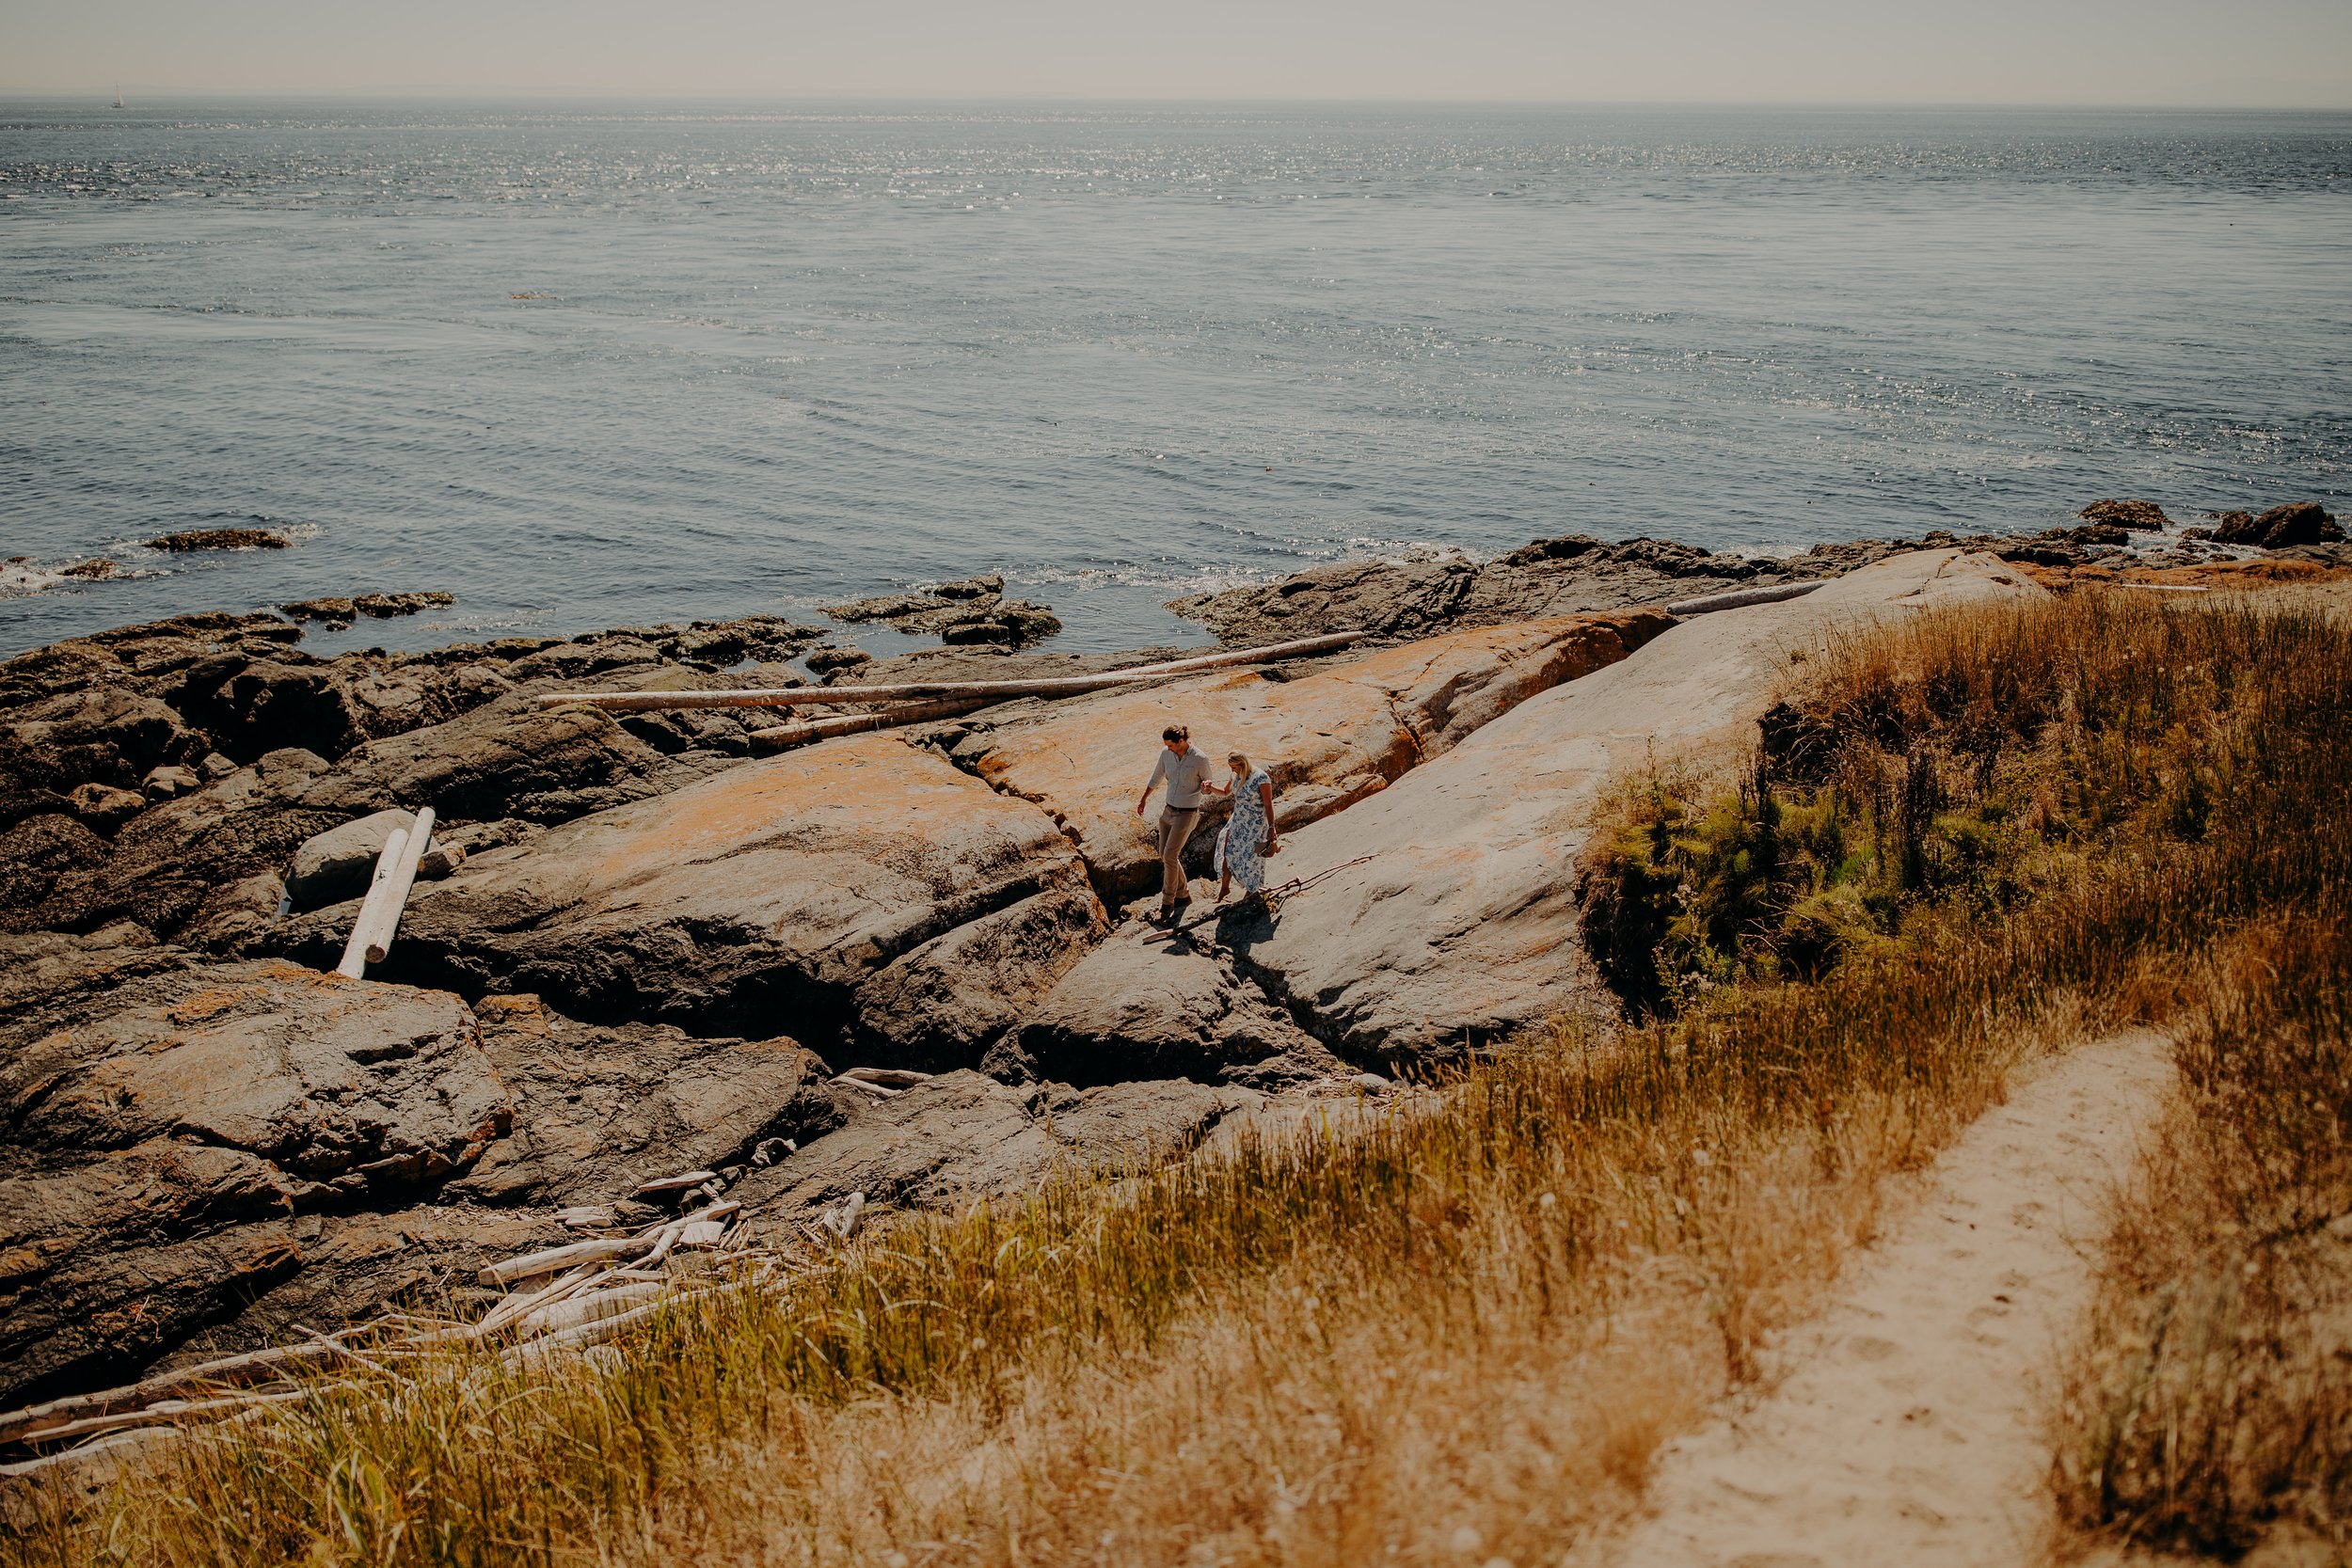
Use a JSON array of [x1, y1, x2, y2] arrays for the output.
[[1136, 722, 1216, 924]]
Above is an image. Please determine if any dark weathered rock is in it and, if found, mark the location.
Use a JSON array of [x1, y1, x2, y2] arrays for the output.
[[0, 961, 509, 1404], [825, 578, 1060, 648], [445, 994, 841, 1206], [0, 685, 207, 804], [0, 814, 109, 918], [2078, 499, 2171, 531], [1170, 536, 1889, 646], [733, 1070, 1257, 1229], [0, 1148, 305, 1406], [174, 652, 372, 761], [275, 732, 1105, 1064], [2047, 522, 2133, 546], [803, 646, 871, 676], [2213, 501, 2344, 549], [0, 924, 183, 1017], [1007, 927, 1343, 1087], [65, 782, 145, 835]]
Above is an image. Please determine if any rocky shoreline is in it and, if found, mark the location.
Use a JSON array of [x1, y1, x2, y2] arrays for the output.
[[2, 504, 2344, 1424]]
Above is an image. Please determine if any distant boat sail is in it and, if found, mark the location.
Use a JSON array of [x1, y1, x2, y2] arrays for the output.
[[112, 86, 125, 109]]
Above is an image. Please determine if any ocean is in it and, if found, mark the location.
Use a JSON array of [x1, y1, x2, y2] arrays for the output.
[[2, 102, 2346, 661]]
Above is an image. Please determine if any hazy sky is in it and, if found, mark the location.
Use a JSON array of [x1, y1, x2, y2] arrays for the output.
[[6, 0, 2350, 105]]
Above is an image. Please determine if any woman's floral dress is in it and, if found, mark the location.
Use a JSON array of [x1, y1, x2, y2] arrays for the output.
[[1216, 768, 1274, 894]]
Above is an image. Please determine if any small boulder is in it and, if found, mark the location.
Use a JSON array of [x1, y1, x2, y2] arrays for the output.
[[286, 808, 415, 910], [66, 781, 146, 834], [199, 751, 239, 780], [804, 646, 872, 676], [142, 763, 201, 800]]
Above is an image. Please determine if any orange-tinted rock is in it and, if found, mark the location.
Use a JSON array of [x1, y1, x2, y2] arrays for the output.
[[963, 612, 1672, 900], [329, 733, 1106, 1064]]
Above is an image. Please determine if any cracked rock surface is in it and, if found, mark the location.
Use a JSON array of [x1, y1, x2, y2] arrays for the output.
[[269, 732, 1109, 1064], [959, 612, 1672, 902]]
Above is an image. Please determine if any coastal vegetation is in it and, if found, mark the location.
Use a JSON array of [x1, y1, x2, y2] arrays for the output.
[[8, 586, 2347, 1566]]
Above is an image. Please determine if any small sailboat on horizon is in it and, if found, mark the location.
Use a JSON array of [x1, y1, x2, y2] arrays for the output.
[[112, 85, 126, 110]]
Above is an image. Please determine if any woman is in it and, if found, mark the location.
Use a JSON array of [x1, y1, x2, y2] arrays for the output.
[[1210, 751, 1279, 902]]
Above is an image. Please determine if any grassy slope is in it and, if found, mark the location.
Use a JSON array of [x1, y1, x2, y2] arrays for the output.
[[7, 589, 2347, 1567]]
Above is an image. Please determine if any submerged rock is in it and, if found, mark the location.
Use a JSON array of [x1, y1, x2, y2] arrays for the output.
[[144, 528, 288, 552]]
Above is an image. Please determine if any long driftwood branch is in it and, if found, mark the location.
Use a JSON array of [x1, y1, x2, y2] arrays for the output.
[[1665, 581, 1824, 617], [750, 697, 996, 751], [531, 630, 1370, 713]]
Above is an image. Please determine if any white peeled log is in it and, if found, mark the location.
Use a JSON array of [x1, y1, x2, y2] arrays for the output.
[[515, 1280, 664, 1338], [838, 1066, 934, 1090], [630, 1170, 718, 1199], [335, 827, 408, 978], [749, 697, 997, 751], [480, 1234, 651, 1288], [361, 805, 435, 964], [1666, 581, 1825, 617]]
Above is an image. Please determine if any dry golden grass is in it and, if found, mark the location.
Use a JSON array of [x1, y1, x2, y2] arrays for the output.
[[2048, 915, 2352, 1562], [7, 588, 2348, 1568]]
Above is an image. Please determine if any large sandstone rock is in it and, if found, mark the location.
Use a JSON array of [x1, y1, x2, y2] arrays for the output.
[[732, 1069, 1258, 1228], [1219, 551, 2051, 1064], [0, 961, 510, 1404], [961, 614, 1670, 900], [447, 994, 842, 1206], [285, 733, 1106, 1064]]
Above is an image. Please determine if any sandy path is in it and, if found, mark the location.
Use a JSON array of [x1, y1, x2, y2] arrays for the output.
[[1606, 1030, 2173, 1568]]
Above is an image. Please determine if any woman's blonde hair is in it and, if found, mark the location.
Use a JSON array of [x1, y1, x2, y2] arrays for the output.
[[1228, 752, 1250, 773]]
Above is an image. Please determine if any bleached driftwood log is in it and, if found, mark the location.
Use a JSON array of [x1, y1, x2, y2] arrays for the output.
[[361, 805, 435, 964], [532, 630, 1369, 712], [335, 826, 408, 978], [1666, 581, 1824, 617], [750, 697, 995, 751]]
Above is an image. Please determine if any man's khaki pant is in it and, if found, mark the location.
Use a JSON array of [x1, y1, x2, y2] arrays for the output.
[[1157, 806, 1200, 905]]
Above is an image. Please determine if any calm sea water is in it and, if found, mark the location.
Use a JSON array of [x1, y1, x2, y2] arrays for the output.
[[2, 102, 2347, 660]]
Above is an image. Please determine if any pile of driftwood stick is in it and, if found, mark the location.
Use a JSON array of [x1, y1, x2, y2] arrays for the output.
[[531, 630, 1372, 750], [0, 1097, 919, 1475]]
